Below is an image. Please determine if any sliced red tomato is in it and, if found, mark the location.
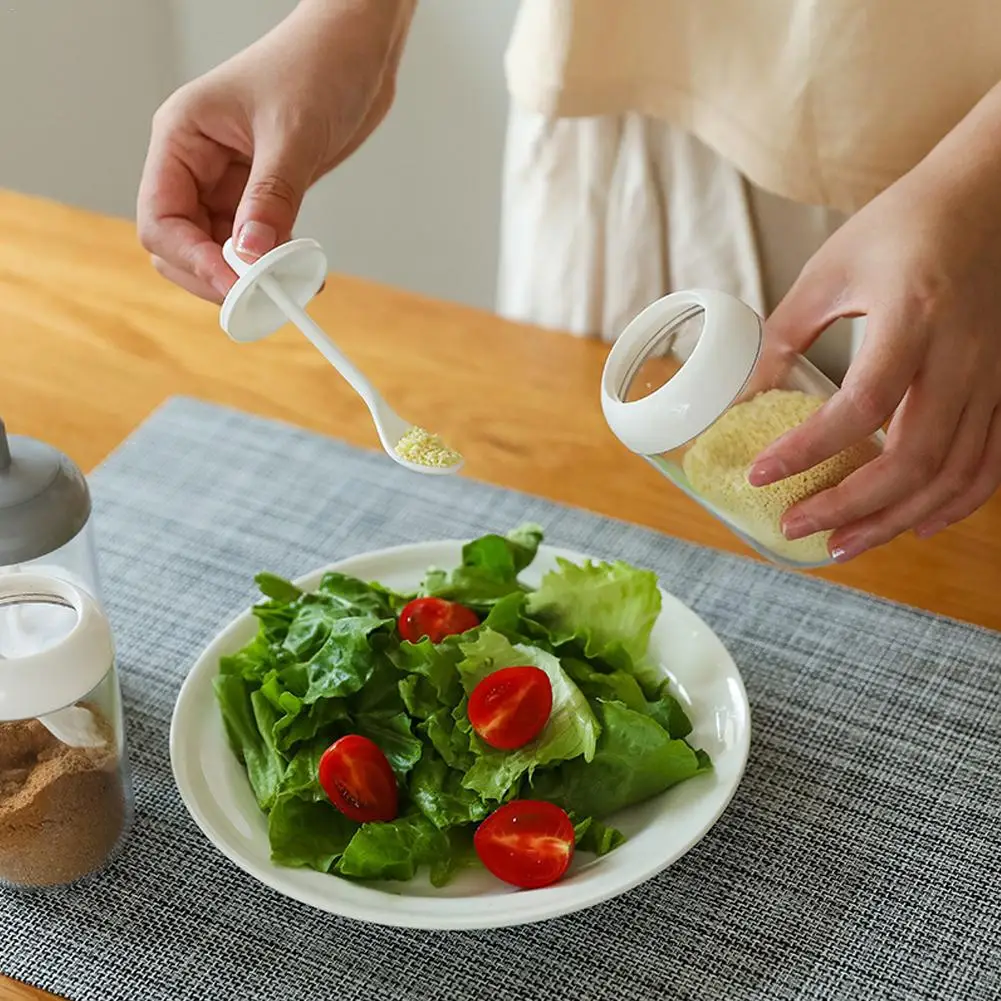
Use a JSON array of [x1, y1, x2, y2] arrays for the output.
[[467, 665, 553, 750], [398, 597, 479, 644], [318, 734, 398, 823], [474, 800, 575, 889]]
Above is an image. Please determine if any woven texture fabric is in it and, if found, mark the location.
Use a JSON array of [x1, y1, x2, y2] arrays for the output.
[[2, 397, 999, 1001]]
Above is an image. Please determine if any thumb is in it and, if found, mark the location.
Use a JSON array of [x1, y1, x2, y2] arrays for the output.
[[742, 261, 847, 398], [232, 132, 315, 262], [764, 256, 851, 355]]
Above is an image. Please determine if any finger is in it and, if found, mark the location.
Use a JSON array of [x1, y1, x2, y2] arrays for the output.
[[231, 124, 318, 263], [204, 161, 250, 215], [138, 147, 235, 297], [743, 256, 850, 410], [818, 399, 993, 559], [781, 370, 968, 537], [210, 212, 235, 248], [915, 407, 1001, 538], [146, 217, 235, 297], [749, 306, 923, 486], [151, 255, 224, 304]]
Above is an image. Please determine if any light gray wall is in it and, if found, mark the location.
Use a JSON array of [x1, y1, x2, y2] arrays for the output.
[[0, 0, 176, 218], [0, 0, 518, 312]]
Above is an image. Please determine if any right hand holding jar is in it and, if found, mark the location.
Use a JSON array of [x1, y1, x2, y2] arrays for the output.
[[601, 290, 884, 568]]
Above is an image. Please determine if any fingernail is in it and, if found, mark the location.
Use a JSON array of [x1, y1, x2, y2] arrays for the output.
[[916, 520, 947, 539], [782, 515, 816, 541], [235, 221, 277, 261], [748, 458, 786, 487], [830, 539, 863, 563]]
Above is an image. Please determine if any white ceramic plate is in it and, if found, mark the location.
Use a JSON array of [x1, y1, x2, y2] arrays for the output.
[[170, 541, 750, 930]]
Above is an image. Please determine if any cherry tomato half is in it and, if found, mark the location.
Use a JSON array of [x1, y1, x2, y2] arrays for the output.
[[398, 597, 479, 644], [467, 665, 553, 750], [318, 734, 398, 823], [474, 800, 575, 889]]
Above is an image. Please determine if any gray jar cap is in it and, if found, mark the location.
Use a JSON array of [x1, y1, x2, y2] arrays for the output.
[[0, 418, 91, 565]]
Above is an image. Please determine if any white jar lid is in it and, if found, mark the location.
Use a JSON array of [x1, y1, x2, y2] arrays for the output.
[[0, 573, 114, 720], [601, 289, 763, 455]]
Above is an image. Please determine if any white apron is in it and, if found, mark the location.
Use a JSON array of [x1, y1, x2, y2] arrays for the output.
[[497, 108, 860, 379]]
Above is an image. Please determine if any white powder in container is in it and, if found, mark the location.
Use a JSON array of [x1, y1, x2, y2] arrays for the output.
[[682, 389, 880, 564]]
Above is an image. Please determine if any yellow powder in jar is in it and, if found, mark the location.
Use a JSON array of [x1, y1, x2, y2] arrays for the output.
[[682, 389, 879, 564], [394, 426, 463, 468]]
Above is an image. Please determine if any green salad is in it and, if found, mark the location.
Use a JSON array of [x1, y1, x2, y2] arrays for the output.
[[215, 525, 711, 889]]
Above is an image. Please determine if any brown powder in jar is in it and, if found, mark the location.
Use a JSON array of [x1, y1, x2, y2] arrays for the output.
[[0, 711, 127, 887]]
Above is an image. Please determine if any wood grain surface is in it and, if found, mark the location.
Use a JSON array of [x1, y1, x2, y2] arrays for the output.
[[1, 189, 998, 1001]]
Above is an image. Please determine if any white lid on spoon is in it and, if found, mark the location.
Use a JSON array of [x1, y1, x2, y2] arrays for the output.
[[220, 238, 328, 343]]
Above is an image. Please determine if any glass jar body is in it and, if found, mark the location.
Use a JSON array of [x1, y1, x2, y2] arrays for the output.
[[0, 520, 102, 603]]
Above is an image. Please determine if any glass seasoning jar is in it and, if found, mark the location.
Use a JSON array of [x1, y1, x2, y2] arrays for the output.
[[0, 419, 102, 601], [601, 289, 884, 568], [0, 572, 134, 888]]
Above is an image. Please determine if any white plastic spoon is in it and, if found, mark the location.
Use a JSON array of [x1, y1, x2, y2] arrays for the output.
[[219, 238, 463, 476], [38, 705, 106, 749]]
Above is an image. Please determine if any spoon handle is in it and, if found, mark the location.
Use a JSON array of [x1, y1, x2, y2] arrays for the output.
[[258, 273, 381, 409]]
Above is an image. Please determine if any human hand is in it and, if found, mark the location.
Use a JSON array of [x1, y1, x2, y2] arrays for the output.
[[748, 119, 1001, 562], [137, 0, 413, 302]]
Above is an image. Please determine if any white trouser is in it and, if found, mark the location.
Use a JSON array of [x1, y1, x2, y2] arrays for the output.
[[497, 107, 863, 381]]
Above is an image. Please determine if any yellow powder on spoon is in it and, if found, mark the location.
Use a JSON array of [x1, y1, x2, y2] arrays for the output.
[[395, 426, 463, 468], [682, 389, 879, 564]]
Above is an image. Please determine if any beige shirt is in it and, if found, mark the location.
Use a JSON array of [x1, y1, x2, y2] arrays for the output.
[[505, 0, 1001, 213]]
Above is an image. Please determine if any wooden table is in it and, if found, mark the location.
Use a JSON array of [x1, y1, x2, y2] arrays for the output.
[[1, 190, 999, 1000]]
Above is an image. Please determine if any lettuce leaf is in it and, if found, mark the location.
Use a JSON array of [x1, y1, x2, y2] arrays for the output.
[[573, 816, 627, 856], [214, 676, 286, 811], [530, 701, 709, 818], [644, 687, 694, 740], [268, 794, 358, 871], [525, 558, 662, 671], [254, 572, 303, 604], [410, 750, 490, 829], [316, 571, 399, 618], [218, 628, 290, 681], [391, 636, 464, 706], [563, 657, 694, 740], [456, 629, 600, 801], [348, 651, 407, 714], [337, 813, 455, 886], [353, 710, 423, 778], [299, 612, 392, 703], [276, 737, 328, 802], [420, 524, 543, 607], [562, 657, 648, 711], [421, 706, 475, 772]]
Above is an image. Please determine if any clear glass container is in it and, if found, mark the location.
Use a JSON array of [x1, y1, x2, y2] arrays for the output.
[[0, 573, 133, 888], [1, 525, 102, 603], [601, 289, 884, 568]]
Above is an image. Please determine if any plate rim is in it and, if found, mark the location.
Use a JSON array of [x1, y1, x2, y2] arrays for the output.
[[169, 539, 751, 929]]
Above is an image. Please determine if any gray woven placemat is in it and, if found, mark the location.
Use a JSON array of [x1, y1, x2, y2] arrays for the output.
[[2, 397, 999, 1001]]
